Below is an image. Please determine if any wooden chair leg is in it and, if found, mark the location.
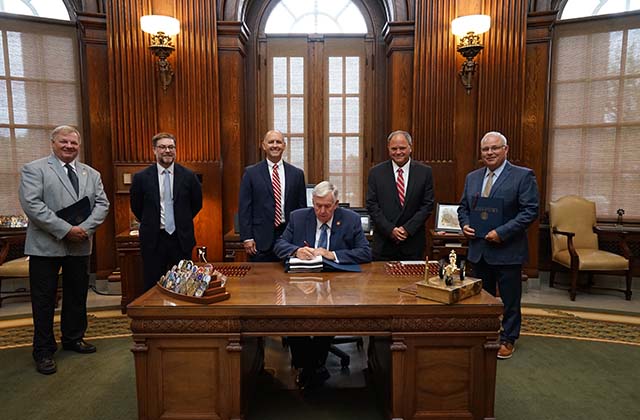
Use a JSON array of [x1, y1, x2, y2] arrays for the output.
[[549, 267, 556, 288], [570, 269, 578, 301], [625, 270, 632, 301], [587, 273, 594, 289]]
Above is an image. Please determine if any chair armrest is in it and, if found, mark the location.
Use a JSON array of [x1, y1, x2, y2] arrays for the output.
[[551, 228, 575, 238], [593, 227, 633, 261]]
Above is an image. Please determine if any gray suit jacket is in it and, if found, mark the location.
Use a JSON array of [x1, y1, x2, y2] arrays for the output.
[[19, 154, 110, 257]]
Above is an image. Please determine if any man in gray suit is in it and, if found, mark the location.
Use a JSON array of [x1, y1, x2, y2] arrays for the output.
[[19, 125, 110, 375]]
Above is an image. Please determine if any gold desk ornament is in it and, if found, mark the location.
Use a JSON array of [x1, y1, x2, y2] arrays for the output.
[[416, 250, 482, 304]]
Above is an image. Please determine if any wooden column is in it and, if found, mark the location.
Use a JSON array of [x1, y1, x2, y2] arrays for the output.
[[217, 21, 249, 238], [384, 22, 414, 134], [522, 10, 558, 277], [77, 12, 116, 278]]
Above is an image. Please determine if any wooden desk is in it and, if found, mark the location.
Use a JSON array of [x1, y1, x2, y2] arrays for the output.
[[127, 262, 502, 420], [596, 224, 640, 275]]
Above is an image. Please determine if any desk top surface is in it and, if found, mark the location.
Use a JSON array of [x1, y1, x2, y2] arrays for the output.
[[127, 262, 502, 318]]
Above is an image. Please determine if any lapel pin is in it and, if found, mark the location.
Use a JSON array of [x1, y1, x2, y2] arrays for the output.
[[336, 221, 341, 226]]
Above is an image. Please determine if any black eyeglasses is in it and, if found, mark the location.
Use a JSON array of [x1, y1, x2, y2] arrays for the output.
[[156, 145, 176, 151]]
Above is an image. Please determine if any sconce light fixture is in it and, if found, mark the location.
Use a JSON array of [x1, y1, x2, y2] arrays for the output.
[[451, 14, 491, 95], [140, 14, 180, 91]]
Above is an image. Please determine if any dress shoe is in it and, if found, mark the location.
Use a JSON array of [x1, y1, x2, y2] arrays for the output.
[[497, 342, 515, 359], [62, 339, 97, 354], [36, 357, 57, 375]]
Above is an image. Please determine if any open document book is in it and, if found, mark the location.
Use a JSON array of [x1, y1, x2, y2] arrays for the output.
[[285, 255, 361, 273]]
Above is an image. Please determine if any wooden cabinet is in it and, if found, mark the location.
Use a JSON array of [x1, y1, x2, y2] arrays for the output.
[[223, 230, 247, 262], [429, 229, 468, 261]]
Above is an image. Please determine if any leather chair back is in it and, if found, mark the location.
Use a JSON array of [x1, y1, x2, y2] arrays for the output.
[[549, 195, 598, 259]]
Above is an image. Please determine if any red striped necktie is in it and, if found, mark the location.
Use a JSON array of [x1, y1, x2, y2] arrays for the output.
[[397, 167, 405, 206], [273, 163, 282, 226]]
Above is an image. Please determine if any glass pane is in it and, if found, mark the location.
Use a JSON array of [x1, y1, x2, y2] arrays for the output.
[[288, 136, 305, 172], [0, 82, 9, 124], [290, 57, 304, 94], [0, 32, 4, 76], [290, 97, 304, 133], [583, 128, 616, 172], [590, 31, 622, 77], [588, 80, 619, 123], [329, 175, 343, 200], [273, 97, 288, 132], [618, 127, 640, 171], [329, 57, 343, 94], [266, 0, 367, 34], [561, 0, 640, 19], [329, 97, 343, 133], [15, 128, 51, 164], [345, 97, 359, 133], [622, 79, 640, 122], [553, 82, 586, 125], [345, 136, 361, 172], [12, 80, 45, 125], [626, 29, 640, 75], [273, 57, 287, 94], [7, 32, 31, 78], [555, 35, 588, 81], [329, 136, 343, 173], [337, 3, 367, 33], [0, 0, 71, 20], [43, 35, 76, 81], [345, 57, 359, 93], [549, 129, 582, 173]]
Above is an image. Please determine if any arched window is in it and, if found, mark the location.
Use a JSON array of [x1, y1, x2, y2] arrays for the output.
[[0, 0, 71, 21], [0, 0, 80, 218], [547, 1, 640, 218], [265, 0, 367, 34], [259, 0, 373, 206], [560, 0, 640, 20]]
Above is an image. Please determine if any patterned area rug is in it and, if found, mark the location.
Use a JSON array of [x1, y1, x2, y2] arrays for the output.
[[1, 312, 639, 349]]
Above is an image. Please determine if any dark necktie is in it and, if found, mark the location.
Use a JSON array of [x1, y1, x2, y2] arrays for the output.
[[65, 163, 79, 194], [317, 223, 328, 249]]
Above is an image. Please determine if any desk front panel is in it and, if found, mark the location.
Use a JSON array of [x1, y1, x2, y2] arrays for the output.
[[128, 262, 502, 420]]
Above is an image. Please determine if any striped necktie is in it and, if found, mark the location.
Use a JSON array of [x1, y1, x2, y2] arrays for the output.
[[272, 163, 282, 226], [396, 167, 405, 206], [482, 171, 494, 198]]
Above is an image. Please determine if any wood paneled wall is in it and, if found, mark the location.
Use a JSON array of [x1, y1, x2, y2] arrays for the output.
[[107, 0, 223, 260]]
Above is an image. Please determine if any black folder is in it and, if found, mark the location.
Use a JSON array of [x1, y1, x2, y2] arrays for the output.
[[56, 196, 91, 225], [470, 197, 503, 238]]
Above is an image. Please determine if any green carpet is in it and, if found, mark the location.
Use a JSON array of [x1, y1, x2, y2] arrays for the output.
[[1, 334, 639, 420]]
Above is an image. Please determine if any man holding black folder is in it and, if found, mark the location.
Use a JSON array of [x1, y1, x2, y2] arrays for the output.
[[19, 125, 110, 375], [458, 131, 539, 360]]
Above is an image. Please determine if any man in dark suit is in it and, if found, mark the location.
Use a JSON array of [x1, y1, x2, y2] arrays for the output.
[[238, 130, 306, 262], [130, 132, 203, 291], [366, 130, 434, 260], [274, 181, 372, 389], [19, 125, 110, 375], [458, 131, 539, 360]]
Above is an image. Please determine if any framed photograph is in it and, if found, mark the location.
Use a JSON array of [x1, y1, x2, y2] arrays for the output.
[[435, 203, 462, 233]]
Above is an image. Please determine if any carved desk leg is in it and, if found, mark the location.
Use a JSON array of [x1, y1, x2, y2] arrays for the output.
[[391, 334, 407, 420]]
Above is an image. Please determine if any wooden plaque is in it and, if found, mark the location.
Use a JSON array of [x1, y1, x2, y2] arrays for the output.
[[416, 277, 483, 304]]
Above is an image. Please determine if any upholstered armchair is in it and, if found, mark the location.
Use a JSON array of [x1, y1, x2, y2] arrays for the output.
[[549, 195, 632, 301], [0, 234, 31, 307]]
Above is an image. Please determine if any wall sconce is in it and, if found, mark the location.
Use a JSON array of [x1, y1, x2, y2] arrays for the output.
[[140, 15, 180, 92], [451, 14, 491, 95]]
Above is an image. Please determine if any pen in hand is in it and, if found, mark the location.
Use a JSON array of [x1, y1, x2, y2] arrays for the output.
[[303, 240, 311, 248]]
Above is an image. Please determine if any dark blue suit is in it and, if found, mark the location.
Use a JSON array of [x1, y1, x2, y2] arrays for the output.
[[273, 207, 372, 264], [458, 161, 539, 344], [273, 206, 371, 377], [238, 160, 306, 261], [130, 163, 202, 290]]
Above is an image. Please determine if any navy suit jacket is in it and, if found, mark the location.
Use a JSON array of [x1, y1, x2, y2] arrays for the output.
[[457, 161, 539, 265], [130, 163, 203, 256], [273, 207, 372, 265], [366, 159, 434, 259], [238, 160, 306, 251]]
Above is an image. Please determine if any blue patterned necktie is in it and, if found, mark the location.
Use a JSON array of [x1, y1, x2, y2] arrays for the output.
[[163, 169, 175, 234], [317, 223, 328, 249]]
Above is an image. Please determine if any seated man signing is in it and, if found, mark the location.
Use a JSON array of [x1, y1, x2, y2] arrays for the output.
[[273, 181, 372, 389]]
